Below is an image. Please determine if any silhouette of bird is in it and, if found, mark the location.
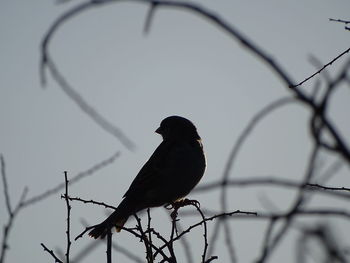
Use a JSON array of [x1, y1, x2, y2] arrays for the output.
[[89, 116, 206, 239]]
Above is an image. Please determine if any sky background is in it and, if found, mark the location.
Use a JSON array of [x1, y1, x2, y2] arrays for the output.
[[1, 0, 350, 262]]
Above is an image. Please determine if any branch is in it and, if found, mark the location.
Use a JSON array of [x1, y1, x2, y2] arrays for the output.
[[64, 195, 117, 210], [63, 172, 71, 263]]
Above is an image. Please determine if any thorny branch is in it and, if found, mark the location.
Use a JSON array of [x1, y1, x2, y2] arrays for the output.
[[63, 172, 72, 263], [42, 172, 74, 263]]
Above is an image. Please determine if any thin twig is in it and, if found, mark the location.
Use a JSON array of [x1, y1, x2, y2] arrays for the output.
[[40, 243, 63, 263], [292, 47, 350, 88], [65, 195, 118, 210], [133, 214, 154, 262], [63, 172, 71, 263], [192, 203, 209, 263]]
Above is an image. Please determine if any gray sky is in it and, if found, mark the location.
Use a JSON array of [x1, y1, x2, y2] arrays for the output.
[[1, 0, 350, 262]]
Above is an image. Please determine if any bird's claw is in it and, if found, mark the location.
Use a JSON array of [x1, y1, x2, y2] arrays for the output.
[[165, 198, 201, 220], [180, 198, 200, 208]]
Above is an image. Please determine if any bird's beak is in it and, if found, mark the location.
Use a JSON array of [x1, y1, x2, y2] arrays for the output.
[[155, 127, 162, 134]]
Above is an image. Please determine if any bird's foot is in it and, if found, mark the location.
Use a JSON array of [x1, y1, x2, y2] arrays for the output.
[[179, 198, 200, 208], [165, 198, 201, 220]]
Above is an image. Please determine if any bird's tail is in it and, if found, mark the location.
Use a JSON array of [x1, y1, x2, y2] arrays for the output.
[[88, 198, 134, 239], [88, 216, 127, 239]]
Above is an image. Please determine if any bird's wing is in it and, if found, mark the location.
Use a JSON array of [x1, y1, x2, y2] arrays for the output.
[[123, 140, 171, 198]]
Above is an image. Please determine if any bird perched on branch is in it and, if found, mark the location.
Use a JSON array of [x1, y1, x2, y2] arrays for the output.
[[89, 116, 206, 239]]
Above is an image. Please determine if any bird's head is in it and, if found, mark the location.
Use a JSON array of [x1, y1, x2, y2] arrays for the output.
[[155, 116, 201, 141]]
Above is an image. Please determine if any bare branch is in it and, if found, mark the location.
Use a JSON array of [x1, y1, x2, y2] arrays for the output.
[[292, 47, 350, 88]]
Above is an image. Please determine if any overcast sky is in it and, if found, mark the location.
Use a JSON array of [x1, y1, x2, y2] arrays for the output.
[[1, 0, 350, 262]]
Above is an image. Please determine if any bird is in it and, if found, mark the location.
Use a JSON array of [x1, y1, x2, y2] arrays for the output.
[[88, 116, 206, 239]]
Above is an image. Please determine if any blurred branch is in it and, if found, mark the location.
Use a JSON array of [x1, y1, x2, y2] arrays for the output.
[[196, 177, 350, 200], [41, 57, 136, 151], [39, 0, 310, 156], [22, 151, 120, 207], [1, 156, 12, 216], [41, 0, 295, 86], [0, 155, 28, 263], [297, 223, 348, 263], [208, 97, 295, 257], [256, 143, 321, 262], [181, 209, 350, 221], [144, 2, 157, 34]]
